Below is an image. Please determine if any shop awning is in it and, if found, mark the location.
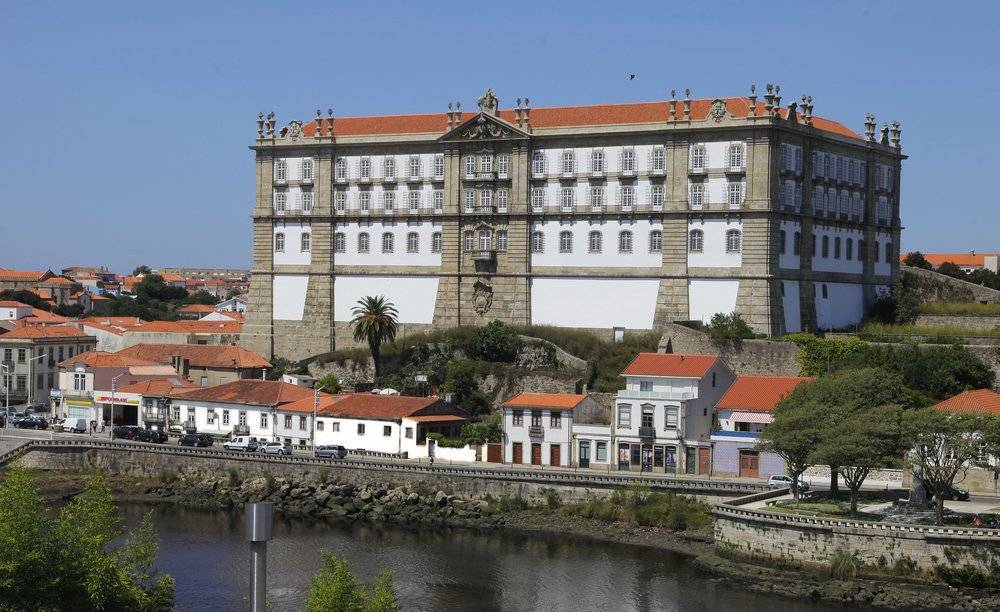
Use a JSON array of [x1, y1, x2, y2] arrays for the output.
[[730, 411, 773, 424]]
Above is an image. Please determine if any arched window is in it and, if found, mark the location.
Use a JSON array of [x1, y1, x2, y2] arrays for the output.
[[648, 230, 662, 253], [559, 230, 573, 253], [532, 151, 545, 175], [381, 232, 394, 253], [821, 235, 829, 258], [688, 229, 704, 253], [588, 231, 602, 253], [431, 232, 442, 253], [358, 232, 370, 253], [463, 230, 474, 252], [300, 232, 311, 253], [834, 236, 841, 259], [725, 229, 741, 253], [874, 240, 880, 262], [496, 230, 508, 251], [618, 230, 633, 253], [779, 229, 787, 255], [793, 231, 801, 256], [846, 238, 854, 260], [334, 232, 345, 253], [531, 231, 544, 253], [885, 241, 892, 263], [274, 232, 285, 252], [406, 232, 419, 253], [858, 239, 866, 262], [383, 156, 395, 179], [334, 158, 347, 180]]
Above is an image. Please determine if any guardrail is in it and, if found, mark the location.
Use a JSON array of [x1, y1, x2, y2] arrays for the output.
[[1, 440, 768, 496]]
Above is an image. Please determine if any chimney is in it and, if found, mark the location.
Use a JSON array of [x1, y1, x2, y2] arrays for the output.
[[864, 113, 877, 142]]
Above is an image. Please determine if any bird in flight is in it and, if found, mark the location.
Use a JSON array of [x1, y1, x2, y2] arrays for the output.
[[627, 73, 636, 80]]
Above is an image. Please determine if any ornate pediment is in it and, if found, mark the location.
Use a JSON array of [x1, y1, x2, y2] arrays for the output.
[[439, 112, 529, 142]]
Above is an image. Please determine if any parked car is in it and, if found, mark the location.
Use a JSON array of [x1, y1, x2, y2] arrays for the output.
[[65, 418, 88, 434], [767, 475, 809, 491], [259, 441, 292, 456], [167, 423, 184, 435], [13, 416, 48, 430], [113, 425, 145, 440], [930, 484, 970, 502], [145, 429, 169, 444], [179, 433, 214, 447], [223, 436, 258, 452], [314, 445, 348, 460]]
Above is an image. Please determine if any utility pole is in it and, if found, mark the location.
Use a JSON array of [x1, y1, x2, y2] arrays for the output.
[[27, 354, 45, 407], [109, 372, 124, 439], [245, 502, 273, 612], [312, 384, 327, 451]]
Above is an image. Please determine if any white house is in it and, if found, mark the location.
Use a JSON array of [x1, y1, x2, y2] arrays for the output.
[[501, 393, 607, 467], [148, 380, 316, 440], [614, 353, 734, 474], [281, 393, 467, 458]]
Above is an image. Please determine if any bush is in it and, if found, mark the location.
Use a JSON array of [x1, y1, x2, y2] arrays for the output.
[[702, 312, 756, 340], [158, 469, 178, 484], [561, 487, 712, 532], [920, 301, 1000, 316], [542, 488, 561, 510], [226, 467, 241, 487], [426, 432, 466, 448], [467, 321, 522, 363], [830, 548, 865, 579], [305, 552, 397, 612]]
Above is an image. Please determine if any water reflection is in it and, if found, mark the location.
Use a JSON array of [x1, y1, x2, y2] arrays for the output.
[[119, 503, 860, 612]]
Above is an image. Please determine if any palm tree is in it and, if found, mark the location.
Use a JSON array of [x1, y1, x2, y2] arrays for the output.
[[349, 296, 398, 377]]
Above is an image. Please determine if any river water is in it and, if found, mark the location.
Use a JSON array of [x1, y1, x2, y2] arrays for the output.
[[120, 503, 861, 612]]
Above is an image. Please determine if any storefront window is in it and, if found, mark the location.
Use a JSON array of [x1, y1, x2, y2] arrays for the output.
[[596, 441, 607, 462], [653, 446, 664, 467]]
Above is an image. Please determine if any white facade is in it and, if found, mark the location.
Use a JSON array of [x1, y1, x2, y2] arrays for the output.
[[814, 282, 865, 330], [687, 219, 743, 268], [272, 275, 309, 321], [530, 278, 659, 329], [502, 407, 573, 466], [272, 221, 312, 266], [688, 279, 739, 324], [332, 276, 439, 324], [529, 219, 663, 268], [166, 398, 276, 440], [334, 220, 442, 267]]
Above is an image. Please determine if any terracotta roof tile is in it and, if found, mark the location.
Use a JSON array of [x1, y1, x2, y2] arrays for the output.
[[621, 353, 718, 378], [716, 376, 815, 412], [59, 351, 162, 369], [116, 344, 271, 368], [283, 393, 463, 421], [901, 253, 1000, 268], [502, 392, 588, 411], [933, 389, 1000, 416], [0, 326, 92, 340], [167, 380, 314, 406], [300, 96, 861, 140], [117, 377, 198, 394], [177, 304, 215, 313], [0, 301, 32, 308], [0, 269, 49, 282]]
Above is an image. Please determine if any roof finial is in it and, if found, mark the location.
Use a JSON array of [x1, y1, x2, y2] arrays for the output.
[[880, 121, 890, 145], [314, 109, 323, 139], [668, 89, 677, 121], [325, 109, 334, 136], [683, 88, 691, 120], [889, 120, 901, 149], [748, 84, 757, 116], [256, 112, 264, 138], [864, 113, 876, 142]]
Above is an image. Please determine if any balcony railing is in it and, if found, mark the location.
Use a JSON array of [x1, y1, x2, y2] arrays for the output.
[[528, 425, 544, 438], [471, 250, 496, 262], [233, 424, 250, 435], [688, 166, 706, 175], [617, 389, 694, 401], [142, 410, 165, 422], [638, 426, 656, 439], [710, 429, 761, 439], [183, 420, 197, 432]]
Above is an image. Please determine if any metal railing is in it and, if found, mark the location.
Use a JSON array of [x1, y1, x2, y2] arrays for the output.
[[0, 440, 768, 495], [617, 389, 693, 401]]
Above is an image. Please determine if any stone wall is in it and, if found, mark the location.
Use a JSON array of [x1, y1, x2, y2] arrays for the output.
[[658, 323, 802, 376], [903, 266, 1000, 303], [915, 314, 1000, 332], [714, 502, 1000, 574]]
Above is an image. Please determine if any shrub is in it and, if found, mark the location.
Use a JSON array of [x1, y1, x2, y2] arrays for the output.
[[562, 488, 712, 532], [920, 301, 1000, 316], [702, 312, 756, 340], [305, 552, 398, 612], [158, 469, 178, 484], [829, 548, 864, 579], [542, 488, 561, 510], [426, 432, 466, 448], [467, 321, 522, 363], [226, 467, 241, 487]]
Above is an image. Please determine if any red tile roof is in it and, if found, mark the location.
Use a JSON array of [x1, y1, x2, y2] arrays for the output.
[[59, 351, 162, 369], [621, 353, 718, 378], [177, 304, 215, 313], [0, 301, 32, 308], [716, 376, 815, 412], [0, 268, 50, 282], [502, 392, 588, 411], [933, 389, 1000, 416], [901, 252, 1000, 268], [117, 377, 198, 394], [116, 344, 271, 368], [0, 326, 92, 340], [300, 97, 861, 140], [283, 393, 461, 421], [167, 380, 314, 407]]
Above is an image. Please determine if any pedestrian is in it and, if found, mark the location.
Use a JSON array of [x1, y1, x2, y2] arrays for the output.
[[101, 419, 107, 433], [90, 419, 96, 435], [973, 514, 983, 527]]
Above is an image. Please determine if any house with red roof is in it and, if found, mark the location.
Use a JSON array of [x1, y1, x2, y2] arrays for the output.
[[924, 389, 1000, 494], [0, 326, 97, 409], [500, 392, 606, 467], [710, 376, 814, 478]]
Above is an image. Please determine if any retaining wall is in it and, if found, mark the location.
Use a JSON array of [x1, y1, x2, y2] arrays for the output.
[[915, 314, 1000, 332]]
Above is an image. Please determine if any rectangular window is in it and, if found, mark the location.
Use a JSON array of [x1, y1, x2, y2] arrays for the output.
[[18, 349, 26, 363], [405, 427, 413, 439], [433, 190, 444, 212], [664, 406, 678, 429], [512, 410, 523, 426], [299, 416, 307, 431], [550, 412, 561, 428], [274, 192, 286, 212], [480, 154, 493, 174], [595, 441, 607, 462], [222, 410, 230, 425], [357, 423, 365, 435], [689, 183, 704, 209], [497, 153, 509, 177], [335, 158, 347, 180], [260, 413, 268, 429], [284, 415, 292, 428], [359, 192, 371, 212], [641, 406, 654, 428], [591, 149, 605, 173], [301, 158, 314, 181], [433, 155, 445, 178], [617, 404, 632, 429], [317, 421, 324, 431], [238, 411, 247, 427], [532, 151, 546, 176], [409, 155, 421, 178], [481, 189, 493, 212], [301, 191, 313, 212], [531, 411, 542, 427], [274, 159, 287, 181], [690, 145, 706, 170], [560, 187, 574, 210], [408, 191, 420, 212], [639, 380, 653, 392], [383, 425, 392, 437], [382, 190, 395, 212], [383, 156, 395, 179], [464, 189, 475, 212], [561, 150, 575, 174], [651, 147, 665, 173], [727, 143, 744, 169], [332, 422, 340, 432], [464, 156, 476, 177], [620, 149, 635, 173], [15, 376, 25, 391], [620, 186, 635, 210], [335, 191, 346, 212], [360, 157, 371, 179], [531, 188, 544, 212], [590, 186, 605, 210], [650, 185, 664, 210], [727, 182, 743, 209], [496, 230, 508, 251], [496, 189, 509, 213]]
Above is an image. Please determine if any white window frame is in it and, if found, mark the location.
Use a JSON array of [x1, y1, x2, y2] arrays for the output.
[[382, 190, 395, 212], [651, 147, 665, 173], [560, 187, 575, 210], [408, 155, 421, 179], [433, 190, 444, 212], [590, 186, 604, 211], [464, 156, 476, 177], [300, 232, 311, 253], [300, 158, 314, 181], [431, 232, 442, 253], [688, 229, 703, 253], [358, 232, 370, 253], [688, 183, 703, 209], [335, 191, 346, 212], [727, 143, 745, 170], [725, 229, 741, 253], [334, 232, 346, 253], [274, 191, 286, 212], [620, 148, 635, 174], [408, 191, 421, 212], [383, 156, 396, 179], [478, 229, 492, 251], [588, 230, 602, 253], [481, 189, 493, 212], [497, 153, 509, 178], [479, 154, 493, 174], [559, 230, 573, 253], [532, 151, 546, 176], [496, 189, 509, 213], [433, 155, 445, 179], [274, 232, 285, 252], [531, 231, 544, 253], [359, 191, 371, 212], [727, 182, 744, 209], [463, 230, 474, 252], [496, 230, 508, 251], [649, 230, 662, 253], [359, 157, 371, 179], [381, 232, 394, 253], [591, 149, 605, 173], [689, 145, 706, 171], [464, 189, 475, 212], [335, 158, 347, 181], [618, 230, 633, 253], [406, 232, 419, 253], [531, 188, 544, 212], [650, 185, 664, 210], [301, 191, 313, 212], [274, 159, 287, 182], [620, 186, 635, 211], [561, 150, 575, 175]]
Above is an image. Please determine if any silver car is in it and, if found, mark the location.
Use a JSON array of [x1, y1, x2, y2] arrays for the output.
[[767, 474, 809, 491], [259, 441, 292, 456]]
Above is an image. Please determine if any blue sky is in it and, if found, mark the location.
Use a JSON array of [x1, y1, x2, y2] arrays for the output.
[[2, 0, 997, 273]]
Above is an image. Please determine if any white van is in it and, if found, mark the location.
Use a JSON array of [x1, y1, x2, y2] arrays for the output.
[[66, 418, 88, 434], [223, 436, 258, 452]]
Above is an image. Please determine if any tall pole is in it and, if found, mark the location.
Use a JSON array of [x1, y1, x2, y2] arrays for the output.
[[245, 502, 273, 612], [110, 372, 124, 439], [312, 384, 326, 451]]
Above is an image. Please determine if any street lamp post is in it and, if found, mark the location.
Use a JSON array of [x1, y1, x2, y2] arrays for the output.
[[1, 363, 10, 415], [27, 354, 45, 407], [109, 373, 125, 439], [311, 384, 327, 451]]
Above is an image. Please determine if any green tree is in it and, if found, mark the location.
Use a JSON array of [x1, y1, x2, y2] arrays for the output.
[[904, 408, 983, 525], [185, 290, 218, 305], [134, 274, 188, 302], [936, 261, 966, 279], [439, 359, 490, 416], [467, 321, 522, 363], [702, 312, 756, 340], [0, 289, 52, 311], [460, 412, 502, 445], [305, 552, 397, 612], [315, 372, 342, 394], [0, 468, 175, 610], [350, 296, 399, 377], [758, 399, 826, 500], [133, 264, 152, 275], [902, 251, 933, 270]]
